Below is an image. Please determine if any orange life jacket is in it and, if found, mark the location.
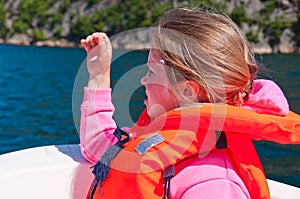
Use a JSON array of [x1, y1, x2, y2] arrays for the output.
[[88, 104, 300, 199]]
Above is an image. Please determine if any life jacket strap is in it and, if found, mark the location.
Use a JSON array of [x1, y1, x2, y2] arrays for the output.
[[163, 165, 175, 199], [216, 131, 227, 150], [89, 127, 130, 199]]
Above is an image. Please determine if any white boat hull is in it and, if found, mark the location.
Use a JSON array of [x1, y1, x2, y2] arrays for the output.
[[0, 145, 299, 199]]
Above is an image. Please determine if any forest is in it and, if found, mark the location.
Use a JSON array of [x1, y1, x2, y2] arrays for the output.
[[0, 0, 299, 53]]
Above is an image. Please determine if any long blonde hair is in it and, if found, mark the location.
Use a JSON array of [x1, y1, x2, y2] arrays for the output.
[[151, 7, 258, 106]]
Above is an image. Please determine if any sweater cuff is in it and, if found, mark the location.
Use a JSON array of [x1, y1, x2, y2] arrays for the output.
[[82, 87, 113, 107]]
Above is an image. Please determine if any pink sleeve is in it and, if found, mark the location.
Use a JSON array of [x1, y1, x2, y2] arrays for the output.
[[180, 179, 249, 199], [80, 87, 119, 164], [171, 151, 250, 199]]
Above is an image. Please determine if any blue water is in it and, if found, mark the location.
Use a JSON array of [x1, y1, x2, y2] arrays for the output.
[[0, 44, 83, 153], [0, 44, 299, 187]]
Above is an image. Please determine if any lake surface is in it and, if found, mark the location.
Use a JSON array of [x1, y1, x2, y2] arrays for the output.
[[0, 44, 299, 187]]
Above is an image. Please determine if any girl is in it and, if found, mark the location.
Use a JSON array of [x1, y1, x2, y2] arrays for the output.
[[80, 7, 299, 199]]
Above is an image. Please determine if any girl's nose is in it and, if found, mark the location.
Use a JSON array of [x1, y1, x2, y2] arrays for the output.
[[141, 74, 147, 85]]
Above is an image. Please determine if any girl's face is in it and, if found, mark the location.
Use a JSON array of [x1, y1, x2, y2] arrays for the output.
[[141, 49, 180, 119]]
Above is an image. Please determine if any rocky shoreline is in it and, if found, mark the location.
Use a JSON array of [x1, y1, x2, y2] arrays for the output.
[[0, 38, 77, 48], [1, 37, 299, 54], [1, 0, 300, 54]]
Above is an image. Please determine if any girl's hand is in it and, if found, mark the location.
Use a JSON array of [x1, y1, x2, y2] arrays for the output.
[[81, 32, 112, 88], [81, 32, 112, 76]]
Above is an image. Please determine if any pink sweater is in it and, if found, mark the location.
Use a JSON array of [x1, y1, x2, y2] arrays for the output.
[[80, 79, 289, 199]]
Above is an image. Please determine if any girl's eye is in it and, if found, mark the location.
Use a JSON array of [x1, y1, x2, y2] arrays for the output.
[[147, 70, 154, 77]]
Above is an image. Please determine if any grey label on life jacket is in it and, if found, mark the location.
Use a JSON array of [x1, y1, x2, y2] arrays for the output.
[[135, 133, 165, 155]]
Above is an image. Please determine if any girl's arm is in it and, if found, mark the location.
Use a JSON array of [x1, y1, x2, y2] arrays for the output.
[[81, 32, 112, 90], [171, 151, 250, 199], [80, 88, 118, 164], [80, 33, 117, 164], [179, 179, 249, 199]]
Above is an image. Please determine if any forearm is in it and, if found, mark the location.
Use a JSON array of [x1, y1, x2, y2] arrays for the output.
[[87, 68, 111, 89], [80, 87, 118, 164]]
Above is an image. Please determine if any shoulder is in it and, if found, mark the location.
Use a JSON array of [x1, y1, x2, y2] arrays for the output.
[[171, 150, 250, 199]]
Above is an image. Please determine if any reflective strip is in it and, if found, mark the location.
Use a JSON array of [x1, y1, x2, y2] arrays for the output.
[[135, 133, 165, 155]]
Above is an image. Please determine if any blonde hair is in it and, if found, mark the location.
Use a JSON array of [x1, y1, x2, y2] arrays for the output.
[[151, 7, 258, 106]]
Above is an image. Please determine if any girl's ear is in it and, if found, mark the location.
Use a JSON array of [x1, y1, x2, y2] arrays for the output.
[[178, 80, 201, 103], [177, 80, 209, 103]]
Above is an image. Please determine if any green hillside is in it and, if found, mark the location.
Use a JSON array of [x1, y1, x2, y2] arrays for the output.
[[0, 0, 299, 53]]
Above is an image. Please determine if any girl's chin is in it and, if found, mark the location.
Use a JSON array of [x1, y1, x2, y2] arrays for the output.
[[145, 104, 168, 120], [144, 99, 148, 106]]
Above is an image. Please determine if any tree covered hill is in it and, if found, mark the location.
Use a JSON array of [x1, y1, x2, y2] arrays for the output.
[[0, 0, 300, 53]]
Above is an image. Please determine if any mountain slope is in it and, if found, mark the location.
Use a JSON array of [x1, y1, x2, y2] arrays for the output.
[[0, 0, 299, 53]]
